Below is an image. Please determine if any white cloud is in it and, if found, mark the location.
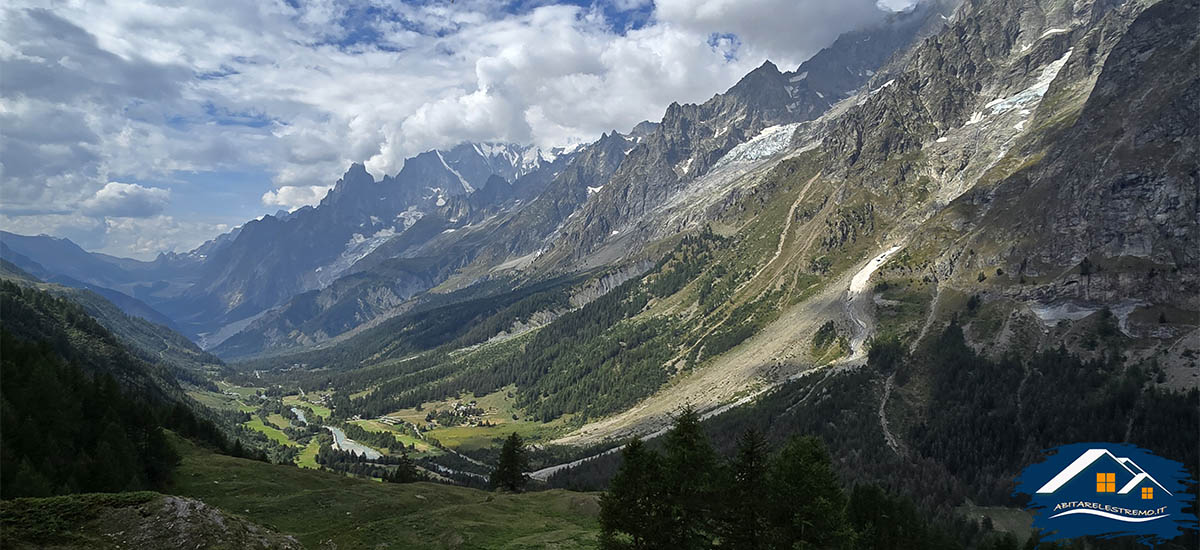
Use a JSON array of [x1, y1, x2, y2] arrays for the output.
[[100, 215, 215, 257], [0, 211, 225, 259], [262, 185, 333, 212], [655, 0, 887, 68], [81, 182, 170, 218], [1, 0, 895, 258]]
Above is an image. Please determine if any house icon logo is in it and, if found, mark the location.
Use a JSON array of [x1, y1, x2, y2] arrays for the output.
[[1015, 443, 1197, 545]]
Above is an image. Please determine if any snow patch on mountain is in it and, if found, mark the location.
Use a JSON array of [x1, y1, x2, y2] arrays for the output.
[[711, 123, 801, 168], [858, 79, 896, 105], [396, 207, 423, 229], [435, 150, 473, 193], [314, 226, 399, 288], [986, 49, 1072, 115]]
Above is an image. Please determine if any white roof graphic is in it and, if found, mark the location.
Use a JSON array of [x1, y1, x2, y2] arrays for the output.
[[1036, 449, 1172, 495]]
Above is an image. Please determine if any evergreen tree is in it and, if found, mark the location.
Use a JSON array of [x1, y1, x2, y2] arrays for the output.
[[385, 451, 421, 483], [766, 436, 853, 550], [660, 406, 722, 550], [600, 438, 666, 550], [721, 428, 770, 549], [489, 432, 529, 492], [847, 484, 933, 550]]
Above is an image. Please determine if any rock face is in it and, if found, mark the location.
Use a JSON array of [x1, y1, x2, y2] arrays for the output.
[[0, 493, 302, 550], [955, 0, 1199, 308], [552, 0, 958, 259]]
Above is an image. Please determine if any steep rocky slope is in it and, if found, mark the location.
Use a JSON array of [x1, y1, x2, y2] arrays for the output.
[[546, 1, 958, 263], [530, 0, 1199, 444]]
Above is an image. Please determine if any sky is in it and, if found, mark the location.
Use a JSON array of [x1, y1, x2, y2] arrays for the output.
[[0, 0, 917, 259]]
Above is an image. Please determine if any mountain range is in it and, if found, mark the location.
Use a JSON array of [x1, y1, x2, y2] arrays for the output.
[[3, 0, 1195, 446]]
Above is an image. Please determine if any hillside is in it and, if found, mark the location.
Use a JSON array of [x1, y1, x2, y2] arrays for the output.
[[166, 435, 600, 549], [0, 281, 261, 500], [0, 261, 223, 384], [0, 280, 186, 403], [2, 436, 601, 550]]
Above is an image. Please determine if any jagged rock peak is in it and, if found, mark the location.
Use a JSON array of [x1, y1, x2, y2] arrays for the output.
[[628, 120, 659, 137], [343, 162, 371, 180]]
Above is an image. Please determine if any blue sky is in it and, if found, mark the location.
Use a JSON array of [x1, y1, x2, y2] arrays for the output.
[[0, 0, 917, 258]]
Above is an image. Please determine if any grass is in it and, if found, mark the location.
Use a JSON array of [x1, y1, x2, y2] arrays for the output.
[[296, 438, 320, 469], [426, 422, 560, 452], [282, 395, 331, 420], [388, 386, 571, 451], [0, 491, 301, 549], [267, 413, 293, 429], [1, 492, 160, 548], [188, 388, 259, 413], [168, 435, 600, 549], [217, 381, 263, 399], [186, 389, 241, 410], [874, 280, 934, 342], [244, 418, 295, 447]]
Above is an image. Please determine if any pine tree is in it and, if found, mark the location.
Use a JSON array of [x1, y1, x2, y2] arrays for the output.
[[660, 406, 722, 550], [766, 436, 853, 549], [489, 432, 529, 492], [600, 438, 666, 550], [385, 451, 421, 483], [721, 428, 770, 549]]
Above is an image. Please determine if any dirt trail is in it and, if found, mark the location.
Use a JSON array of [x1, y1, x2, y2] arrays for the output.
[[879, 372, 904, 455], [674, 174, 819, 366], [756, 174, 820, 282]]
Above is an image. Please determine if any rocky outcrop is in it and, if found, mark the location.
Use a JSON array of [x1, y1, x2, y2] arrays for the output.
[[0, 493, 301, 550]]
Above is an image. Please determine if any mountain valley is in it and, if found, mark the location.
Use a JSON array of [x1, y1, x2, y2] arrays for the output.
[[2, 0, 1197, 548]]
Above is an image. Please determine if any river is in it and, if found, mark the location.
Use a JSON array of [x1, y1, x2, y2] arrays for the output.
[[324, 426, 382, 460]]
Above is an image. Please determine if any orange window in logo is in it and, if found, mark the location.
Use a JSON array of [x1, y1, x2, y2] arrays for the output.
[[1096, 473, 1116, 493], [1142, 487, 1153, 499]]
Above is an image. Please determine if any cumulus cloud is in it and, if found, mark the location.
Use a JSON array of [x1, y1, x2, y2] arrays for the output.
[[1, 0, 901, 258], [81, 182, 170, 218], [262, 185, 334, 212], [655, 0, 888, 67]]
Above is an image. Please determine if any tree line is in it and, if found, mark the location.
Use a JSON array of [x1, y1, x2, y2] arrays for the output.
[[314, 444, 420, 483], [599, 408, 973, 550]]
